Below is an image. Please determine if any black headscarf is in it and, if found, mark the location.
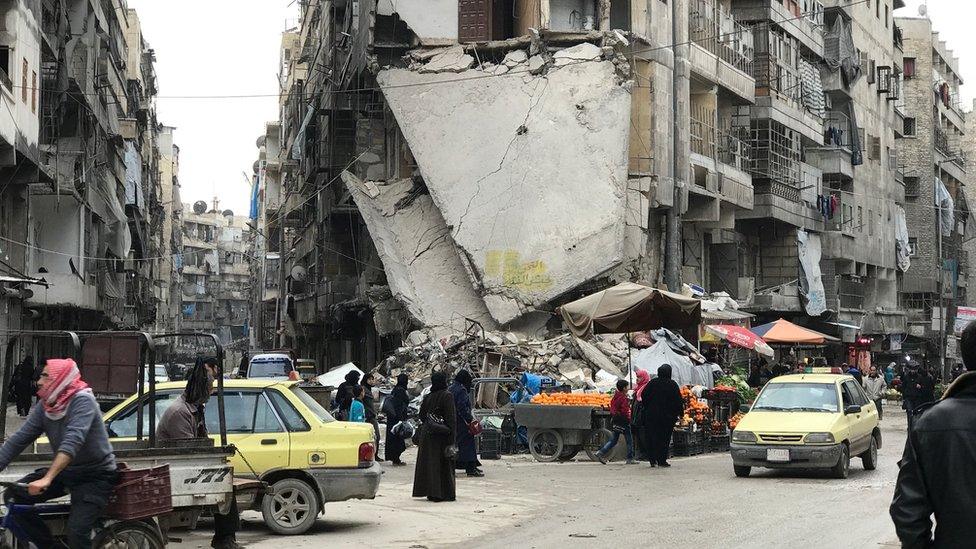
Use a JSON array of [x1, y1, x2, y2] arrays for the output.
[[454, 369, 473, 391], [396, 373, 408, 388], [184, 357, 215, 406], [657, 364, 673, 380], [345, 370, 361, 384], [430, 371, 448, 392]]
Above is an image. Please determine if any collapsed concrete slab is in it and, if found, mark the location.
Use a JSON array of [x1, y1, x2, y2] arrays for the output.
[[342, 172, 497, 336], [378, 56, 632, 324]]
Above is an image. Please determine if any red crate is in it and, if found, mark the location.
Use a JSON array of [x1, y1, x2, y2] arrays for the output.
[[105, 463, 172, 520]]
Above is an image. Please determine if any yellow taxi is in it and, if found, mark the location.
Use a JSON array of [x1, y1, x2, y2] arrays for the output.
[[730, 373, 881, 479], [102, 379, 381, 535]]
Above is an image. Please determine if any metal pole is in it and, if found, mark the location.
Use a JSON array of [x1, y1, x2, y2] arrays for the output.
[[937, 180, 946, 380], [665, 0, 683, 292]]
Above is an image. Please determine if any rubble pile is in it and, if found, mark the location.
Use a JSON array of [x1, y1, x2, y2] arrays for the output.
[[374, 328, 633, 390]]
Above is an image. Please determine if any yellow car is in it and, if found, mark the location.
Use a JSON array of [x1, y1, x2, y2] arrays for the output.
[[730, 374, 881, 479], [103, 379, 381, 535]]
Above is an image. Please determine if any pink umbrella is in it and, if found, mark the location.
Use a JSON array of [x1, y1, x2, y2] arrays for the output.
[[705, 324, 775, 357]]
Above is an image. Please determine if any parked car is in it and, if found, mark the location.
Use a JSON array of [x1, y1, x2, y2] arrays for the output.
[[730, 373, 881, 479], [246, 353, 296, 379], [103, 379, 381, 534]]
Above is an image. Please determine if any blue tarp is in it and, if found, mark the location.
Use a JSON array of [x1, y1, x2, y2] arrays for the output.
[[510, 372, 553, 404], [249, 174, 260, 220]]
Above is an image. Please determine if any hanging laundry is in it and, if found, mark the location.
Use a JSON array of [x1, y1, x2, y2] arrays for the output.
[[829, 194, 839, 219], [799, 58, 826, 118]]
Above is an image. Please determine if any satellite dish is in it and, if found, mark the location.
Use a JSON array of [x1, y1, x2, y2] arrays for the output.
[[290, 265, 307, 282], [222, 209, 234, 217], [918, 4, 927, 16], [192, 201, 207, 214]]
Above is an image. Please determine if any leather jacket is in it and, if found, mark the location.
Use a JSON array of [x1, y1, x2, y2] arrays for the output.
[[891, 372, 976, 548]]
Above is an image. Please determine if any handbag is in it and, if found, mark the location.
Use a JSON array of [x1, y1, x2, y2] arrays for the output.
[[444, 444, 458, 459], [467, 419, 483, 436], [611, 414, 629, 434], [424, 415, 451, 436]]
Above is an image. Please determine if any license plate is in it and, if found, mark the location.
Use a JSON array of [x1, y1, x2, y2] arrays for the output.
[[767, 448, 790, 462]]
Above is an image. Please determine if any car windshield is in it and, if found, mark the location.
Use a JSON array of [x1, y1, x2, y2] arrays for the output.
[[290, 387, 335, 423], [154, 366, 168, 378], [249, 359, 292, 378], [752, 382, 839, 413]]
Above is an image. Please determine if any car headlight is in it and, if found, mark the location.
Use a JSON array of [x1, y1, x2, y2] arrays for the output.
[[803, 432, 835, 444], [732, 430, 757, 443]]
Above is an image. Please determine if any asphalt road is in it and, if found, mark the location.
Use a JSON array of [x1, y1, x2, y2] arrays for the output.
[[174, 407, 908, 549]]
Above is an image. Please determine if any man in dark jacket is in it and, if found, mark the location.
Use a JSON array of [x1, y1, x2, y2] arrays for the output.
[[891, 321, 976, 547]]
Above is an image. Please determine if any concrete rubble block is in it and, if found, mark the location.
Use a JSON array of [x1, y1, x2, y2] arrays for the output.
[[552, 42, 603, 67], [378, 59, 632, 325], [419, 45, 474, 73], [572, 336, 624, 379], [503, 50, 528, 67], [527, 54, 547, 74], [406, 330, 430, 346], [490, 64, 510, 75], [342, 171, 497, 337]]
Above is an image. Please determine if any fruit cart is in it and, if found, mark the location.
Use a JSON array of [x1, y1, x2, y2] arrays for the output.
[[514, 403, 619, 462]]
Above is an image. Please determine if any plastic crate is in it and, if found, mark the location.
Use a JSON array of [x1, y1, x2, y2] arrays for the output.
[[105, 463, 172, 520], [479, 429, 503, 460], [708, 434, 731, 452], [671, 430, 706, 457]]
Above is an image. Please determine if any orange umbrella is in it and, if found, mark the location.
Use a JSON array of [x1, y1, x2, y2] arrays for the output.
[[750, 318, 839, 345]]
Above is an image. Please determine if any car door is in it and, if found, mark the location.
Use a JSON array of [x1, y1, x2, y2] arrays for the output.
[[204, 390, 289, 476], [840, 380, 870, 453], [849, 380, 878, 443]]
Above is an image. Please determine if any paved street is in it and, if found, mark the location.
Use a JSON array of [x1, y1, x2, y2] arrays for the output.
[[173, 410, 907, 549]]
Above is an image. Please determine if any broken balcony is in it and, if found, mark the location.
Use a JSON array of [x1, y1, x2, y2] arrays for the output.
[[731, 0, 825, 59], [689, 107, 754, 211], [688, 0, 756, 102], [805, 110, 855, 181]]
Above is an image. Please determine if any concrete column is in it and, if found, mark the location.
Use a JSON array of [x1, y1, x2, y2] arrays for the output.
[[666, 0, 691, 292]]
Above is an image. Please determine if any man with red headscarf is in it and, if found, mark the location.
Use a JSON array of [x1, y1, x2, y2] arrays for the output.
[[0, 358, 117, 549]]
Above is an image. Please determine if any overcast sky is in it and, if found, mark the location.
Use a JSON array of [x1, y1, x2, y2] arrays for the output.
[[898, 0, 976, 105], [127, 0, 297, 215]]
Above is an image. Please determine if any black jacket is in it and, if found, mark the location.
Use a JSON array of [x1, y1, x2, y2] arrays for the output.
[[640, 377, 683, 425], [891, 372, 976, 548]]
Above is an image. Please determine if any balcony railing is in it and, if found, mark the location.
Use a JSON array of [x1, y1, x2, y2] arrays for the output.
[[717, 124, 752, 171], [822, 110, 853, 150], [935, 127, 951, 156], [690, 104, 716, 159], [827, 191, 855, 234], [754, 180, 801, 202], [689, 0, 754, 72]]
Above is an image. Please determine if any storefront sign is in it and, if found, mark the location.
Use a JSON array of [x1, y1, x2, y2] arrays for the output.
[[955, 306, 976, 335]]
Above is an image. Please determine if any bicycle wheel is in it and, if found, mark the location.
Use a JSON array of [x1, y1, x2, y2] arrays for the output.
[[93, 520, 165, 549]]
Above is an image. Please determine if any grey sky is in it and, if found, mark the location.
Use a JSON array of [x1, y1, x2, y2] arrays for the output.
[[126, 0, 296, 214], [897, 1, 975, 104]]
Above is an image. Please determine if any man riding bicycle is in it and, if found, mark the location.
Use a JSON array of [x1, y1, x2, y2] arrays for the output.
[[0, 358, 117, 549]]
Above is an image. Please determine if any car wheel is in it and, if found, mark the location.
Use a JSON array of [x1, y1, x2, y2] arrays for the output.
[[831, 443, 850, 479], [733, 465, 751, 478], [262, 478, 321, 535], [861, 436, 878, 471]]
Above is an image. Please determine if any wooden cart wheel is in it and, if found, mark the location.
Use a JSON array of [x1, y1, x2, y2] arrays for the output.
[[529, 429, 564, 462], [558, 445, 581, 461], [584, 427, 614, 462]]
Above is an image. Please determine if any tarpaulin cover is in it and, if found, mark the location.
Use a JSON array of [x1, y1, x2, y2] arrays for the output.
[[559, 282, 701, 339], [510, 372, 552, 404], [630, 341, 714, 389], [751, 318, 839, 344], [704, 324, 775, 357], [936, 177, 955, 236], [797, 229, 826, 316], [895, 205, 911, 272], [315, 363, 364, 388], [124, 142, 144, 209]]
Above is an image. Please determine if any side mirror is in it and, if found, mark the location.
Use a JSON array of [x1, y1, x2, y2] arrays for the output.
[[844, 404, 862, 415]]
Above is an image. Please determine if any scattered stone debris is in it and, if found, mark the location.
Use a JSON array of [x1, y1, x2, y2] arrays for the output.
[[419, 45, 474, 73]]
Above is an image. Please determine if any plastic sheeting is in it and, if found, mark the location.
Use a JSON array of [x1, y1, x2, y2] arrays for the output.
[[935, 177, 955, 236], [123, 142, 143, 208], [825, 16, 861, 87], [895, 205, 911, 272], [848, 102, 863, 166], [290, 105, 315, 161], [797, 229, 826, 317], [799, 58, 825, 119], [629, 340, 714, 389]]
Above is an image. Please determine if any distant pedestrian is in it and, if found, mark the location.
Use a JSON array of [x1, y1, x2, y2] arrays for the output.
[[348, 386, 366, 423], [449, 370, 482, 477], [891, 321, 976, 547], [845, 363, 863, 384], [631, 369, 650, 460], [641, 364, 683, 468], [862, 366, 887, 420], [12, 356, 35, 417], [412, 372, 457, 502], [595, 379, 637, 465], [884, 363, 896, 385], [361, 373, 381, 459], [334, 370, 361, 420], [384, 374, 410, 466]]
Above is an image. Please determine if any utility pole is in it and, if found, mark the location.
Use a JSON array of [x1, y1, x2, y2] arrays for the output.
[[665, 0, 685, 292]]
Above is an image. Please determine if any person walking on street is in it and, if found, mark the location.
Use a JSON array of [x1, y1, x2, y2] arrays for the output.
[[412, 372, 457, 502], [448, 370, 483, 477], [157, 358, 242, 549], [348, 385, 366, 423], [361, 373, 382, 460], [641, 364, 683, 468], [595, 379, 637, 465], [12, 356, 35, 417], [385, 374, 411, 466], [891, 321, 976, 547], [862, 366, 887, 420], [884, 363, 896, 385]]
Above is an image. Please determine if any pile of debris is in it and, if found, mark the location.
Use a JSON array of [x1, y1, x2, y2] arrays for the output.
[[374, 327, 634, 391]]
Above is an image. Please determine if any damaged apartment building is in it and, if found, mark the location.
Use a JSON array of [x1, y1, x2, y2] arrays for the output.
[[253, 0, 924, 368], [0, 0, 179, 357]]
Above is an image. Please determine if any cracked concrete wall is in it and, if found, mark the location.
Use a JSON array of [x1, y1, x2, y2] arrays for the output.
[[377, 0, 457, 44], [378, 55, 632, 324], [343, 172, 497, 337]]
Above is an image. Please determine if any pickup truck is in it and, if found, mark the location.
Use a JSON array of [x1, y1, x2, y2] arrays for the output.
[[103, 379, 381, 535]]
